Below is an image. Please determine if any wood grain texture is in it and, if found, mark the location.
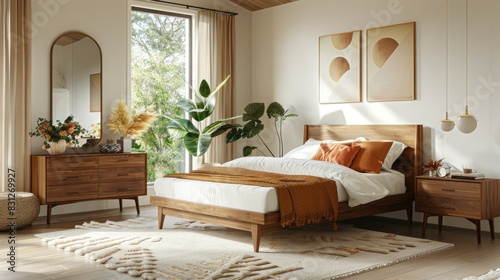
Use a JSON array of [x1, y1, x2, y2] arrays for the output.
[[30, 153, 147, 223], [229, 0, 296, 11]]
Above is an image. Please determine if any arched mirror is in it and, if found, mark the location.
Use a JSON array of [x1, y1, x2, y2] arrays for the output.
[[50, 31, 102, 148]]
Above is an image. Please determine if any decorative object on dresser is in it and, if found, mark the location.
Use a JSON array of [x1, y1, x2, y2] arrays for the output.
[[422, 158, 444, 177], [107, 100, 157, 153], [29, 115, 86, 155], [31, 153, 147, 224], [416, 175, 500, 243]]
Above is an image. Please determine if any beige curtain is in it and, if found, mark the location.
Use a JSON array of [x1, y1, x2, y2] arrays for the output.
[[0, 0, 31, 192], [198, 10, 235, 164]]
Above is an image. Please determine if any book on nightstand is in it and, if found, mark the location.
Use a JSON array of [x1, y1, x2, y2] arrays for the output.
[[451, 173, 485, 180]]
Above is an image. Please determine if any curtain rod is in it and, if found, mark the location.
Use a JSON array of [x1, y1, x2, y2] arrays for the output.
[[150, 0, 238, 16]]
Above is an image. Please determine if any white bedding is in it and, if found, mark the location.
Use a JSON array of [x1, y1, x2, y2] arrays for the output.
[[153, 157, 406, 213]]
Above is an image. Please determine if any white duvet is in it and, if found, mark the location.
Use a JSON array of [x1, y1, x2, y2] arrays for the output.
[[222, 157, 405, 207]]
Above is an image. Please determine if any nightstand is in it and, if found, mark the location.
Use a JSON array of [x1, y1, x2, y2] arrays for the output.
[[415, 175, 500, 243]]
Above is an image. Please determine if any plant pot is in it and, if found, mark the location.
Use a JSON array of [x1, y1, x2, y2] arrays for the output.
[[47, 140, 67, 155]]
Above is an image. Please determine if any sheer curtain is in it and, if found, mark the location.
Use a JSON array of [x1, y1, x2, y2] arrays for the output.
[[197, 10, 235, 164], [0, 0, 31, 192]]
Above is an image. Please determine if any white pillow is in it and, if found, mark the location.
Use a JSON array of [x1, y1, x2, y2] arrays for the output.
[[381, 141, 408, 170], [283, 137, 367, 159]]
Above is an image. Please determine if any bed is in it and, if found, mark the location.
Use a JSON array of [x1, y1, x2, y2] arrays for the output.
[[151, 124, 423, 252]]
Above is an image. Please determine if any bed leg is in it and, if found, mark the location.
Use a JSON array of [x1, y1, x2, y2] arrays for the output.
[[250, 224, 261, 252], [406, 205, 413, 225], [158, 207, 165, 229]]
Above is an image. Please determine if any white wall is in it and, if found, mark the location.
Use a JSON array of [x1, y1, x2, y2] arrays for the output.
[[30, 0, 251, 216], [250, 0, 500, 231]]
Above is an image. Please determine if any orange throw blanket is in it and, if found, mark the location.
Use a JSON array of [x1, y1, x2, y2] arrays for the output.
[[165, 166, 338, 228]]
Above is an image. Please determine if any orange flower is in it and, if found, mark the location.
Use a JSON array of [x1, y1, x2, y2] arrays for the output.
[[59, 131, 68, 137], [42, 145, 47, 150], [45, 135, 51, 141], [67, 142, 73, 147], [68, 127, 74, 134]]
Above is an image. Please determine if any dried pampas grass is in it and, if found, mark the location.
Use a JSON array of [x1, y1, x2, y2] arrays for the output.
[[108, 101, 157, 137]]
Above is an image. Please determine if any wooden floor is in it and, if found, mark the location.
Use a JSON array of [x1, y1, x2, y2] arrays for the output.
[[0, 205, 499, 279]]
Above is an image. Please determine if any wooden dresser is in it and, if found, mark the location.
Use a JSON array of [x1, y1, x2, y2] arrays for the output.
[[416, 175, 500, 243], [31, 153, 147, 224]]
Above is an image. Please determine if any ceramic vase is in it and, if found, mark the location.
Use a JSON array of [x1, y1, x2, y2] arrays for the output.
[[47, 140, 67, 155], [117, 136, 132, 153]]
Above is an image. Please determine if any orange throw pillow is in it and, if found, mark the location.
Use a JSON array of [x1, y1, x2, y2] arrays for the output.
[[310, 143, 361, 167], [350, 141, 393, 174]]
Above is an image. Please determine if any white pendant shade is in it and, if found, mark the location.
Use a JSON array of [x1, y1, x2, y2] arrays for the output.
[[439, 118, 455, 132], [456, 106, 477, 133]]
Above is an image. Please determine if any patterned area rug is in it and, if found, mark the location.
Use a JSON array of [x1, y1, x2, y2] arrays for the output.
[[464, 268, 500, 280], [35, 216, 454, 279]]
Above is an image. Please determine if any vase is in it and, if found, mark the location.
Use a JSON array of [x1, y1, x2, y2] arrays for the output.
[[117, 136, 132, 153], [47, 140, 67, 155], [428, 169, 437, 177]]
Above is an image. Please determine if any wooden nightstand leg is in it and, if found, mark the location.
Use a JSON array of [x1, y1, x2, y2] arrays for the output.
[[438, 216, 443, 233], [422, 213, 429, 236], [489, 219, 495, 240]]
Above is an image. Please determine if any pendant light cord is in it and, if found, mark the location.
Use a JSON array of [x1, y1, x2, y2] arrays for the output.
[[465, 0, 468, 111], [445, 0, 449, 114]]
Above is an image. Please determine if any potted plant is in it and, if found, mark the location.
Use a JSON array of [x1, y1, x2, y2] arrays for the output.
[[165, 75, 240, 158], [423, 158, 444, 176], [226, 102, 298, 157], [165, 76, 298, 160], [29, 115, 86, 155], [107, 101, 158, 152]]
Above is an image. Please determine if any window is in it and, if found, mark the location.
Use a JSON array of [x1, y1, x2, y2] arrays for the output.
[[130, 6, 192, 181]]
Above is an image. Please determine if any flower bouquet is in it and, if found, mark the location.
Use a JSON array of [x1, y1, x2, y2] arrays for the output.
[[29, 115, 86, 152]]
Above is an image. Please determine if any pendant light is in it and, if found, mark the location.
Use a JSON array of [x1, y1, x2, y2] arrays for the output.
[[439, 0, 455, 132], [456, 0, 478, 133]]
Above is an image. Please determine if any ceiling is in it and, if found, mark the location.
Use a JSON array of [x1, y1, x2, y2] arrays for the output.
[[229, 0, 297, 12]]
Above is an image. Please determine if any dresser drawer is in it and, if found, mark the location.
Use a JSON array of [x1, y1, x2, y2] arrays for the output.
[[47, 156, 98, 171], [98, 167, 146, 182], [46, 184, 99, 203], [99, 155, 145, 169], [99, 180, 146, 198], [46, 169, 98, 186]]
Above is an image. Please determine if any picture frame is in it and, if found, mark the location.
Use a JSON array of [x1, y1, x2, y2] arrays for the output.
[[366, 22, 415, 102], [89, 73, 101, 112], [318, 30, 361, 104]]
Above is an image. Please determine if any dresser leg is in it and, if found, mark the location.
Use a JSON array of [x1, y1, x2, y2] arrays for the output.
[[438, 216, 443, 233], [119, 199, 123, 211], [46, 204, 53, 224], [134, 197, 140, 214]]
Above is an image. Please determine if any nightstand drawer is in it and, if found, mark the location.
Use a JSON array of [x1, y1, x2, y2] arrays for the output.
[[416, 195, 481, 218], [417, 180, 481, 198]]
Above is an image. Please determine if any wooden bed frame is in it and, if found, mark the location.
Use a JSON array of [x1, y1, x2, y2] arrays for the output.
[[150, 124, 423, 252]]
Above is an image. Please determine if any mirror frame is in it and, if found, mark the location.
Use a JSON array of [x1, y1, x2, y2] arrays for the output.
[[50, 31, 103, 149]]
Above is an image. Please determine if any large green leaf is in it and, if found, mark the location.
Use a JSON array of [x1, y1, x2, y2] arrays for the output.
[[266, 101, 285, 118], [225, 127, 243, 143], [242, 103, 265, 121], [183, 132, 212, 157], [241, 120, 264, 138], [166, 118, 198, 139]]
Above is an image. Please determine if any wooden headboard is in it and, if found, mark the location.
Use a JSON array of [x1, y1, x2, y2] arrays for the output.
[[304, 124, 423, 192]]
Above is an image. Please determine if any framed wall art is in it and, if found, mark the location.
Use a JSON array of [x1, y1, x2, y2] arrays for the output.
[[318, 30, 361, 104], [89, 73, 101, 112], [366, 22, 415, 102]]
